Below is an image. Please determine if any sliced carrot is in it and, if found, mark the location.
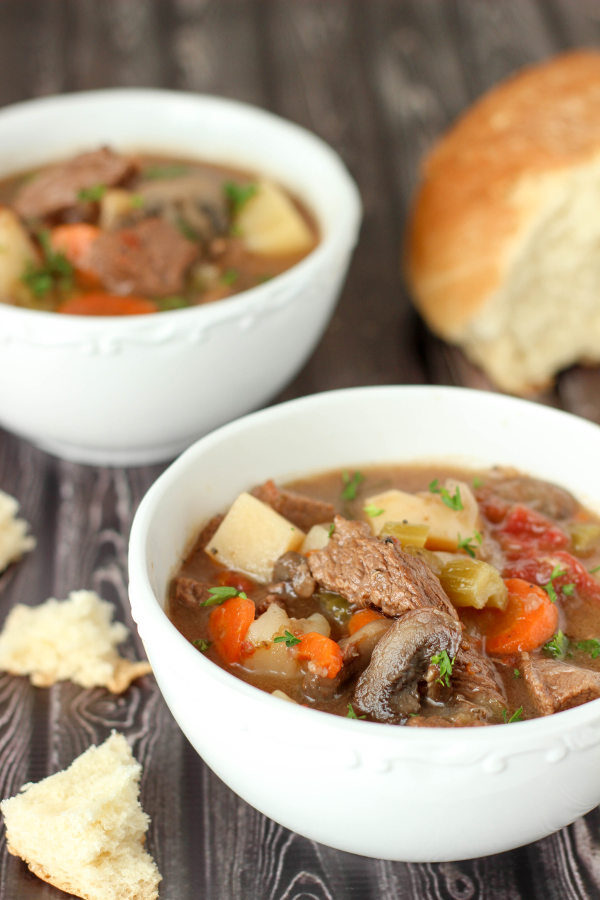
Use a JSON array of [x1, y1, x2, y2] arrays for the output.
[[208, 596, 255, 664], [296, 632, 343, 678], [50, 224, 101, 283], [484, 578, 559, 655], [57, 292, 158, 316], [347, 608, 384, 636]]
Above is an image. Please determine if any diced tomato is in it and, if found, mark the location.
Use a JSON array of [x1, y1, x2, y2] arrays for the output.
[[218, 569, 256, 595], [495, 505, 569, 558], [504, 549, 600, 604]]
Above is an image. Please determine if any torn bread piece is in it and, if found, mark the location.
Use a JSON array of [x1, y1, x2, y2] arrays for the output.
[[0, 489, 35, 573], [1, 732, 161, 900], [0, 589, 151, 692]]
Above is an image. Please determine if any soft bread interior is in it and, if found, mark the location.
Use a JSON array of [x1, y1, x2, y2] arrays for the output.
[[461, 153, 600, 393]]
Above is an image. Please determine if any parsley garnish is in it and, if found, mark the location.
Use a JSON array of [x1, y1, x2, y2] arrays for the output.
[[155, 295, 188, 312], [221, 268, 239, 286], [576, 638, 600, 659], [513, 668, 521, 678], [429, 479, 463, 511], [502, 706, 523, 724], [21, 230, 74, 298], [472, 476, 483, 489], [457, 531, 482, 558], [328, 523, 335, 538], [430, 650, 455, 687], [364, 504, 384, 518], [130, 193, 145, 209], [346, 703, 366, 719], [175, 216, 201, 243], [77, 183, 107, 202], [203, 586, 248, 607], [273, 630, 301, 649], [543, 630, 570, 659], [543, 565, 574, 603], [193, 638, 211, 652], [590, 565, 600, 574], [224, 181, 258, 215], [142, 163, 189, 180], [341, 470, 365, 501]]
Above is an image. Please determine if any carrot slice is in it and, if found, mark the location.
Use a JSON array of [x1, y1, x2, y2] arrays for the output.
[[347, 608, 384, 636], [50, 224, 101, 283], [296, 632, 343, 678], [484, 578, 559, 655], [208, 596, 255, 664], [57, 293, 158, 316]]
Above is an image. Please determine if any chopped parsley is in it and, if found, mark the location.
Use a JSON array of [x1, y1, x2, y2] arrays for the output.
[[513, 668, 521, 679], [130, 193, 145, 209], [590, 565, 600, 574], [430, 650, 455, 687], [575, 638, 600, 659], [142, 163, 189, 180], [21, 230, 73, 298], [472, 476, 483, 489], [221, 268, 239, 286], [341, 470, 365, 501], [502, 706, 523, 724], [363, 504, 384, 518], [346, 703, 366, 720], [202, 586, 247, 607], [224, 181, 258, 215], [328, 523, 335, 538], [175, 216, 201, 243], [543, 630, 570, 660], [193, 638, 211, 652], [77, 183, 107, 202], [429, 479, 463, 511], [156, 295, 188, 311], [543, 565, 574, 603], [457, 530, 482, 558], [273, 630, 301, 649]]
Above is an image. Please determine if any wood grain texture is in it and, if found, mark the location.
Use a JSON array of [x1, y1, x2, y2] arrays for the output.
[[0, 1, 600, 898]]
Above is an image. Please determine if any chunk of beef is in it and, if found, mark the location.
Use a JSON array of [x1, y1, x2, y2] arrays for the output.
[[196, 514, 224, 551], [353, 608, 462, 722], [14, 148, 135, 221], [85, 217, 199, 296], [171, 576, 210, 608], [407, 711, 493, 728], [272, 551, 316, 598], [251, 480, 335, 532], [308, 516, 457, 619], [520, 654, 600, 715], [477, 471, 577, 521]]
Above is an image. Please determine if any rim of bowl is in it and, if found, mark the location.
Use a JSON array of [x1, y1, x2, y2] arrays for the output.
[[128, 384, 600, 746], [0, 88, 362, 327]]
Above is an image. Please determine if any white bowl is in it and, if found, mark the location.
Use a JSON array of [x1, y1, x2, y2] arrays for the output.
[[0, 89, 361, 465], [128, 385, 600, 861]]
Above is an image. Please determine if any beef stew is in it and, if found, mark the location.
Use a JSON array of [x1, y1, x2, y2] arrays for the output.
[[169, 465, 600, 726], [0, 147, 318, 314]]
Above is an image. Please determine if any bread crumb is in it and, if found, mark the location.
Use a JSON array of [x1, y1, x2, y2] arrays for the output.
[[0, 589, 152, 692], [0, 489, 35, 573], [1, 732, 161, 900]]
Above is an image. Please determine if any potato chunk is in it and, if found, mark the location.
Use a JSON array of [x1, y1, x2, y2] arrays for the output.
[[301, 523, 332, 552], [364, 480, 479, 551], [205, 492, 305, 582], [236, 180, 314, 256], [0, 208, 38, 304]]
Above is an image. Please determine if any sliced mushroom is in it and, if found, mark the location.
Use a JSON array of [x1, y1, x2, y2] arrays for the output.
[[137, 174, 229, 242], [353, 608, 462, 722], [272, 551, 316, 598]]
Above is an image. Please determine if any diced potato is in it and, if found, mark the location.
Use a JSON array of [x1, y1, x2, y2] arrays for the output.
[[364, 481, 479, 551], [205, 492, 305, 582], [243, 642, 300, 678], [235, 180, 314, 256], [302, 523, 331, 553], [0, 208, 38, 304], [292, 612, 330, 638], [246, 603, 290, 647]]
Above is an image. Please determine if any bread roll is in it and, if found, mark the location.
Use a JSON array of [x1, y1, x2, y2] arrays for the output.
[[405, 50, 600, 394], [1, 732, 161, 900]]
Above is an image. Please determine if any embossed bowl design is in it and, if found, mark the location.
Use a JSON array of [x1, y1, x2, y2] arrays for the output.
[[128, 385, 600, 861], [0, 89, 361, 465]]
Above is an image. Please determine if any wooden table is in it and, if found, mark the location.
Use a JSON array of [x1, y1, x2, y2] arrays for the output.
[[1, 2, 600, 897]]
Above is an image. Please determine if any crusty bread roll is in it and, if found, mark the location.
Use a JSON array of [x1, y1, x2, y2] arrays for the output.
[[0, 589, 151, 692], [1, 732, 161, 900], [405, 50, 600, 394], [0, 489, 35, 573]]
